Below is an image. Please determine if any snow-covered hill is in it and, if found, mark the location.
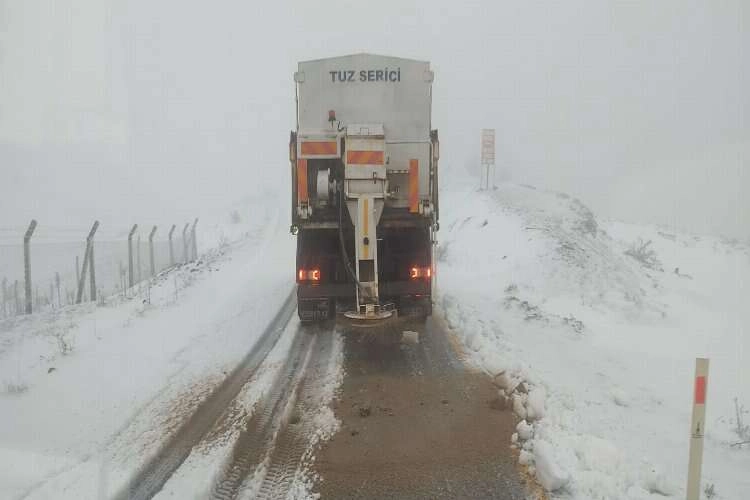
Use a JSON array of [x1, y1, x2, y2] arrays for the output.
[[438, 182, 750, 499]]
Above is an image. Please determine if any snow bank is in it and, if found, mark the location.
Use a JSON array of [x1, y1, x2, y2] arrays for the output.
[[438, 180, 750, 499], [534, 440, 571, 492], [0, 198, 295, 499]]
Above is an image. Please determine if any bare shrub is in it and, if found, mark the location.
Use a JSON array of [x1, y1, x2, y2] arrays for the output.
[[562, 315, 584, 333], [218, 232, 230, 249], [229, 210, 242, 224], [54, 330, 74, 356], [3, 380, 28, 394], [735, 398, 750, 441], [704, 483, 716, 499], [624, 238, 662, 270], [570, 199, 598, 236]]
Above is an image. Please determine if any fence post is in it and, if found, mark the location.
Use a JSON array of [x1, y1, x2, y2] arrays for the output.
[[168, 224, 176, 266], [13, 280, 19, 315], [76, 250, 89, 303], [128, 224, 138, 288], [87, 221, 99, 302], [182, 223, 189, 263], [76, 221, 99, 304], [23, 219, 37, 314], [1, 277, 6, 318], [687, 358, 710, 500], [190, 218, 198, 261], [136, 234, 142, 283], [149, 225, 157, 277], [55, 272, 61, 308]]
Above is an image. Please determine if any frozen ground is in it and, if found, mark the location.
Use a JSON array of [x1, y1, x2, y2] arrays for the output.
[[437, 181, 750, 499], [0, 195, 295, 499], [2, 178, 747, 500], [152, 319, 343, 500]]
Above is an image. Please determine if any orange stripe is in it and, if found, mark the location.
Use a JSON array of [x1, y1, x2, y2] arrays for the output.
[[409, 159, 419, 213], [301, 141, 337, 155], [297, 159, 308, 202], [346, 150, 384, 165]]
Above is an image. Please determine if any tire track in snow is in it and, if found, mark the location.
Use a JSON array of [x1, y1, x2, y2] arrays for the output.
[[210, 324, 334, 500], [112, 289, 297, 500], [253, 327, 337, 500]]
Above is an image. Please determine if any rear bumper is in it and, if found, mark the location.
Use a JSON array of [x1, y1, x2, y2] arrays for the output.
[[297, 280, 432, 319], [297, 280, 430, 299]]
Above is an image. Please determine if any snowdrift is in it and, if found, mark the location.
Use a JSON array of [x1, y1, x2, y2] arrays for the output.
[[438, 182, 750, 499]]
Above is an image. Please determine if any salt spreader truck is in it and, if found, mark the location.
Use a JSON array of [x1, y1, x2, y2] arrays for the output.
[[289, 54, 439, 325]]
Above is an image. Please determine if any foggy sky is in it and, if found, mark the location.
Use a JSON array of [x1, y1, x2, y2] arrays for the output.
[[1, 0, 747, 239]]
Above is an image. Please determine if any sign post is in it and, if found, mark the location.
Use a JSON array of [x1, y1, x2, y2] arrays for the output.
[[686, 358, 709, 500], [23, 219, 37, 314], [480, 129, 495, 190]]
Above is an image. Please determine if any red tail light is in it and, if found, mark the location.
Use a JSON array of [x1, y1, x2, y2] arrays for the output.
[[297, 269, 321, 282], [410, 266, 432, 279]]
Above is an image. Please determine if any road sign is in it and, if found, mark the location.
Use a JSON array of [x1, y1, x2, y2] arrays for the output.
[[481, 129, 495, 164], [480, 129, 495, 190]]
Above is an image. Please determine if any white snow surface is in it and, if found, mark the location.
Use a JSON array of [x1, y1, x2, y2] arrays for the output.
[[2, 177, 748, 500], [152, 316, 301, 500], [0, 197, 295, 499], [438, 181, 750, 499]]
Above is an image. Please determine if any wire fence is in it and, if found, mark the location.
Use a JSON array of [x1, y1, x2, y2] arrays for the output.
[[0, 219, 199, 318]]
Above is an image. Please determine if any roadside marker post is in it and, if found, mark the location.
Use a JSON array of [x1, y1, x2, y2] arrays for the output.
[[686, 358, 709, 500]]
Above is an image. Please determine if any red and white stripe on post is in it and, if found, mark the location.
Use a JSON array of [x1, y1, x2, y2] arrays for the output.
[[686, 358, 709, 500]]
